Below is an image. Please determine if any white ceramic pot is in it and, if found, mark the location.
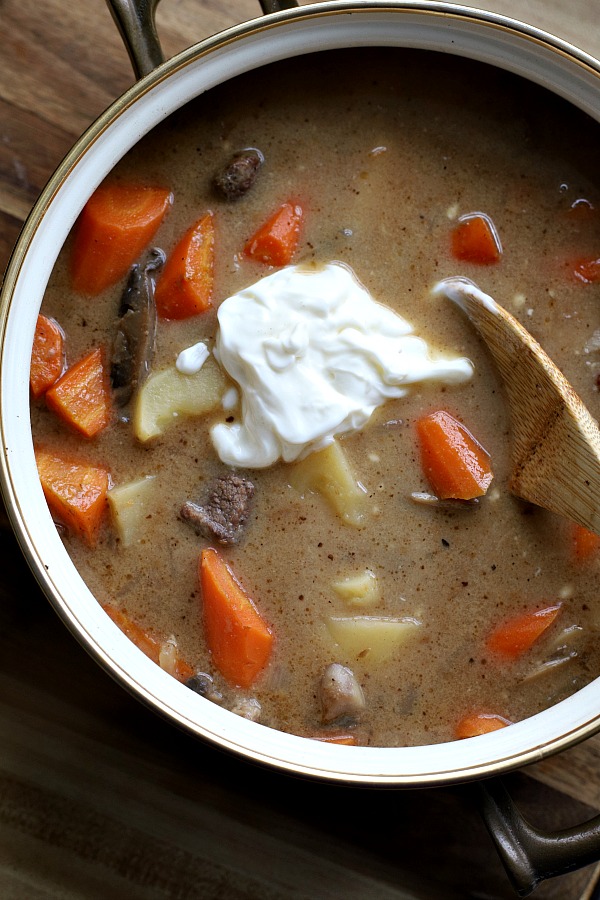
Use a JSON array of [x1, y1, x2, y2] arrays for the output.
[[2, 2, 600, 892]]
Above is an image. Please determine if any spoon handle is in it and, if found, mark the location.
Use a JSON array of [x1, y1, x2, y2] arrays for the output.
[[437, 278, 600, 535]]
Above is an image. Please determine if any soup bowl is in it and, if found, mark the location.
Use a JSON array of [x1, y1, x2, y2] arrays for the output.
[[2, 0, 600, 893]]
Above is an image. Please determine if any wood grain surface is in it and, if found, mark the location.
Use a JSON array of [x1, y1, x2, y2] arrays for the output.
[[2, 1, 600, 898]]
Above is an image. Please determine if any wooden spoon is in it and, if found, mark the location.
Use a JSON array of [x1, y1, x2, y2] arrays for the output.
[[434, 277, 600, 536]]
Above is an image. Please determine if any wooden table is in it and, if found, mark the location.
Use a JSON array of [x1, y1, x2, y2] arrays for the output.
[[2, 1, 600, 897]]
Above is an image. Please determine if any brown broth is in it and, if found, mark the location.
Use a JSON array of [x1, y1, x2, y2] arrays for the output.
[[32, 48, 600, 747]]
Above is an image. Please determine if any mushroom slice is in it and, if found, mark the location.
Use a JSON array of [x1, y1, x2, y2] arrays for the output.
[[185, 671, 224, 704], [111, 247, 165, 408], [319, 662, 365, 724], [521, 624, 583, 683]]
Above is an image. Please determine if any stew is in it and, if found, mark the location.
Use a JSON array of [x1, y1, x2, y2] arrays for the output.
[[31, 49, 600, 747]]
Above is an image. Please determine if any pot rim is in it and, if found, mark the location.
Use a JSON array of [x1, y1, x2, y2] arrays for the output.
[[3, 0, 600, 788]]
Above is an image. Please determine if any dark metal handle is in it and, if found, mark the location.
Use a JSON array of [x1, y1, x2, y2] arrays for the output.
[[476, 778, 600, 896], [105, 0, 299, 80], [258, 0, 299, 12], [106, 0, 164, 79]]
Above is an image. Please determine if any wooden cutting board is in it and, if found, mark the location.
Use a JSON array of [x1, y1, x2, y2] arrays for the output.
[[2, 2, 600, 897]]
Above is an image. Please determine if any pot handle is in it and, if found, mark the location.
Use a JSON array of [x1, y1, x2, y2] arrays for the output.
[[475, 778, 600, 896], [106, 0, 299, 80]]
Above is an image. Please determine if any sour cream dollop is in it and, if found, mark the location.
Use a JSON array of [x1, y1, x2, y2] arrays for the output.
[[176, 340, 209, 374], [210, 262, 473, 468]]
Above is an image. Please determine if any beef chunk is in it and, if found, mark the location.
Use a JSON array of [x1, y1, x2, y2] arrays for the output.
[[181, 473, 255, 544], [212, 148, 264, 199]]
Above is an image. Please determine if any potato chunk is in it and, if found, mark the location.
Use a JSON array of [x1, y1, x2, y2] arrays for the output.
[[108, 475, 156, 547], [327, 615, 421, 663], [290, 440, 367, 527], [332, 569, 380, 609], [133, 358, 226, 442]]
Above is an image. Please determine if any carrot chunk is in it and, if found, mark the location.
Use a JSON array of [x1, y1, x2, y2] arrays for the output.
[[451, 213, 502, 264], [486, 604, 561, 660], [567, 199, 596, 220], [30, 314, 65, 398], [154, 211, 215, 319], [102, 604, 194, 681], [244, 201, 303, 266], [71, 183, 173, 294], [571, 256, 600, 284], [415, 410, 493, 500], [455, 712, 512, 739], [199, 547, 273, 688], [35, 446, 109, 545], [570, 522, 600, 562], [45, 347, 112, 438]]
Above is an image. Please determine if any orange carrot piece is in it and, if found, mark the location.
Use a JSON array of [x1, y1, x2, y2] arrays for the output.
[[451, 213, 502, 264], [35, 446, 109, 545], [71, 183, 173, 294], [486, 604, 562, 660], [199, 547, 273, 689], [45, 347, 112, 438], [415, 410, 493, 500], [30, 314, 65, 398], [455, 712, 512, 739], [244, 201, 303, 266], [154, 211, 215, 319], [103, 603, 161, 663], [571, 256, 600, 284], [571, 523, 600, 562], [102, 604, 194, 681], [566, 198, 596, 221]]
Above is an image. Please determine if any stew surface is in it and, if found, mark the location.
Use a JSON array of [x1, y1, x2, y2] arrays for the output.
[[31, 49, 600, 747]]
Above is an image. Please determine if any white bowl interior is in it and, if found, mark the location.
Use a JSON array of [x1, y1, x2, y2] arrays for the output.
[[2, 1, 600, 785]]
